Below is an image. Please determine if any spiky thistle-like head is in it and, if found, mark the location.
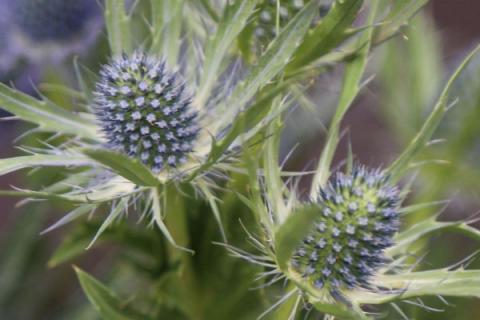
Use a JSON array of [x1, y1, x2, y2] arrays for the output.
[[254, 0, 330, 44], [291, 166, 400, 294], [94, 52, 199, 173]]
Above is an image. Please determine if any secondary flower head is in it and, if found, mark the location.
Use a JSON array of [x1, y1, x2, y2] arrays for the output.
[[291, 166, 400, 293], [5, 0, 103, 61], [94, 52, 199, 173], [254, 0, 330, 44]]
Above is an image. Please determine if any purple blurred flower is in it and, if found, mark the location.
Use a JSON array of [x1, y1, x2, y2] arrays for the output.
[[4, 0, 104, 63], [0, 1, 19, 76]]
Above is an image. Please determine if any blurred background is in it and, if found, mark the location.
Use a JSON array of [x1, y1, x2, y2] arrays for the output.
[[0, 1, 480, 319]]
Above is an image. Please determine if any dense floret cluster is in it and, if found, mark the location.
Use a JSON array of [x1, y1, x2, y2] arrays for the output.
[[291, 166, 401, 293], [94, 52, 199, 173]]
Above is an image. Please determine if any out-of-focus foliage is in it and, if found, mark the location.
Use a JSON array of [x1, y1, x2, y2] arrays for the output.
[[0, 1, 480, 319]]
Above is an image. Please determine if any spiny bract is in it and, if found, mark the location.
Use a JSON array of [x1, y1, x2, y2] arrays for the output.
[[94, 52, 199, 173], [8, 0, 101, 42], [254, 0, 330, 43], [291, 166, 400, 293]]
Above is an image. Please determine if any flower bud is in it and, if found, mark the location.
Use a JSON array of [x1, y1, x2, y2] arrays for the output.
[[254, 0, 331, 44]]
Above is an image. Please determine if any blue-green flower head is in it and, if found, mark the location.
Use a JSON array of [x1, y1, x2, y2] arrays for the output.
[[254, 0, 331, 43], [6, 0, 103, 61], [291, 166, 400, 294], [94, 52, 199, 173]]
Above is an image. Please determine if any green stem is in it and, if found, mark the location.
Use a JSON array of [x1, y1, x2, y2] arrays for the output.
[[161, 184, 203, 318]]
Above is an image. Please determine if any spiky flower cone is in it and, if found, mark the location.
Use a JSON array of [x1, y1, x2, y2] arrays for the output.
[[291, 166, 400, 293], [94, 52, 199, 173], [254, 0, 330, 43]]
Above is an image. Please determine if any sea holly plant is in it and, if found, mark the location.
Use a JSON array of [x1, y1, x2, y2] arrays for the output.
[[0, 0, 479, 319]]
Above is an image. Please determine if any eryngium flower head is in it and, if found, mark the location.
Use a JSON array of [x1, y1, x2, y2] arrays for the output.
[[254, 0, 330, 43], [94, 52, 199, 173], [291, 166, 400, 293]]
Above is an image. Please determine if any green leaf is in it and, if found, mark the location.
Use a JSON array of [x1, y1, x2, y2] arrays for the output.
[[43, 171, 93, 194], [49, 219, 159, 268], [87, 199, 128, 249], [286, 0, 364, 72], [0, 83, 97, 139], [196, 180, 227, 241], [379, 12, 443, 142], [242, 139, 275, 232], [310, 0, 379, 197], [0, 210, 45, 305], [48, 223, 97, 268], [0, 154, 89, 176], [39, 83, 87, 102], [75, 267, 148, 320], [150, 0, 185, 65], [42, 204, 97, 235], [387, 44, 480, 181], [197, 0, 219, 22], [263, 114, 288, 224], [274, 204, 319, 271], [353, 269, 480, 304], [398, 200, 449, 216], [0, 189, 90, 204], [188, 81, 290, 181], [387, 216, 480, 257], [264, 284, 301, 320], [0, 175, 138, 204], [73, 57, 98, 103], [195, 0, 257, 106], [82, 148, 159, 186], [105, 0, 132, 57]]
